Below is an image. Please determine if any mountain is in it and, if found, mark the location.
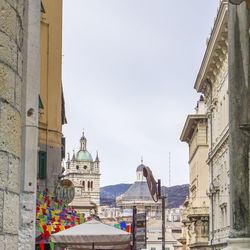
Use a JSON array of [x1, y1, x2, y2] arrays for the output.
[[161, 184, 189, 208], [100, 183, 189, 208], [100, 184, 132, 206]]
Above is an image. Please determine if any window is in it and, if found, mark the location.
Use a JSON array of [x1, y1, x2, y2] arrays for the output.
[[88, 181, 90, 190], [151, 248, 156, 250], [91, 181, 93, 190], [38, 151, 47, 179], [84, 165, 87, 170], [82, 181, 85, 190], [76, 165, 79, 170]]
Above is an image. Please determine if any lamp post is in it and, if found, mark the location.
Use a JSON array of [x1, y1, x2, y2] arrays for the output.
[[143, 167, 166, 250]]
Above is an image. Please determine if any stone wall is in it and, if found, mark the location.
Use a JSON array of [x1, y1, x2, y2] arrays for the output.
[[0, 0, 40, 249], [0, 0, 24, 249]]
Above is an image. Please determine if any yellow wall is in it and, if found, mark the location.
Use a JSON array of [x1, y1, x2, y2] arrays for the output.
[[189, 123, 209, 208], [39, 0, 63, 149]]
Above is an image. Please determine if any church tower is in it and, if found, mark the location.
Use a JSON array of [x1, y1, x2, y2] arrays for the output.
[[65, 132, 100, 210]]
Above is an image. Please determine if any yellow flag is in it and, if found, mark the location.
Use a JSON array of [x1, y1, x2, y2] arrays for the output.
[[51, 211, 55, 218], [49, 192, 52, 200], [47, 225, 52, 235], [39, 194, 43, 201], [59, 226, 64, 231]]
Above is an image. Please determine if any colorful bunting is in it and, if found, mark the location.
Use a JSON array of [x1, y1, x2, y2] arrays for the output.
[[36, 186, 90, 243]]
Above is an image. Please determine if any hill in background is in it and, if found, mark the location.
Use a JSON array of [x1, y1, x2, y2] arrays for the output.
[[100, 183, 189, 208]]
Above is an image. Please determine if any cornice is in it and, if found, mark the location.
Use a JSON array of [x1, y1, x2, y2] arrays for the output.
[[180, 114, 207, 142], [194, 0, 228, 94]]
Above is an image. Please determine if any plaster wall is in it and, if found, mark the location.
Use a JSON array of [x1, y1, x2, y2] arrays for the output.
[[38, 0, 63, 192]]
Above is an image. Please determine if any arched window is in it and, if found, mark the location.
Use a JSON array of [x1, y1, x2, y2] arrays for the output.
[[91, 181, 93, 190], [82, 181, 85, 190], [88, 181, 90, 190], [76, 165, 79, 170], [84, 165, 87, 170]]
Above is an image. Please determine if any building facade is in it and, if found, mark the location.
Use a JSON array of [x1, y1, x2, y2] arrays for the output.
[[0, 0, 40, 249], [180, 98, 210, 250], [194, 1, 230, 249], [38, 0, 67, 192], [65, 133, 100, 211]]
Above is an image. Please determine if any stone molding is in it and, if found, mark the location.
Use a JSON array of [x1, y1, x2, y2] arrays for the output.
[[194, 0, 228, 96]]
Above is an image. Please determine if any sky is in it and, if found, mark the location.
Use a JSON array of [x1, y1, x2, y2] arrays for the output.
[[62, 0, 220, 187]]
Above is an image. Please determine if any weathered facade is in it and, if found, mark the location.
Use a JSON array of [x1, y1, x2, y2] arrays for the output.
[[180, 98, 210, 250], [65, 133, 100, 211], [0, 0, 40, 249], [194, 1, 230, 249], [38, 0, 66, 193]]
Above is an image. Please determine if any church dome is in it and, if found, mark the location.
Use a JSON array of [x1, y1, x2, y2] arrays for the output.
[[136, 164, 145, 172], [122, 182, 153, 201], [76, 150, 93, 162]]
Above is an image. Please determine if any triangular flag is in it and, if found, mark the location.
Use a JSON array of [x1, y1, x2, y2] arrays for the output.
[[47, 225, 52, 235], [39, 243, 44, 250], [49, 242, 55, 250]]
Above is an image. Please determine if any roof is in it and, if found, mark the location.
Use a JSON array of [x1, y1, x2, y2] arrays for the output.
[[121, 181, 153, 201], [76, 150, 93, 162], [136, 164, 145, 172], [194, 0, 227, 92]]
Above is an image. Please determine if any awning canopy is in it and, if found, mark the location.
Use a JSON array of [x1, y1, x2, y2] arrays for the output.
[[50, 220, 131, 249]]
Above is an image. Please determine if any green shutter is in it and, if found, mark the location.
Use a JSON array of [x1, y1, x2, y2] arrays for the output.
[[41, 1, 46, 13], [39, 151, 47, 179], [39, 95, 44, 109]]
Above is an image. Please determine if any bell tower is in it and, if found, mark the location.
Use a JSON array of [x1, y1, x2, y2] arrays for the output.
[[80, 132, 87, 151]]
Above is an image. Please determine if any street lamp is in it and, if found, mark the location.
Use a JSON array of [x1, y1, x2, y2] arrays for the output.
[[143, 167, 166, 250]]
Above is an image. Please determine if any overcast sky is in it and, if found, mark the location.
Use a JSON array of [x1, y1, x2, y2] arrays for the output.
[[62, 0, 220, 187]]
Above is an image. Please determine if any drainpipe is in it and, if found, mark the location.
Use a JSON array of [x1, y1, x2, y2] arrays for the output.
[[207, 78, 214, 249]]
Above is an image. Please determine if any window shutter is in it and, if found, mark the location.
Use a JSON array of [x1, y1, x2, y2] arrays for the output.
[[39, 151, 47, 179]]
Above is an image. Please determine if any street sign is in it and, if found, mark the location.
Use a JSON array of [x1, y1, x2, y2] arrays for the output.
[[55, 179, 75, 204], [143, 166, 158, 202], [135, 213, 147, 249]]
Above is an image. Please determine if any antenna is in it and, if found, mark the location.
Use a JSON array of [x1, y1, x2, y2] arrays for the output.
[[169, 152, 171, 187]]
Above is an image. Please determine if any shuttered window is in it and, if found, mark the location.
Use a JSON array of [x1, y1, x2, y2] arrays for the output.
[[38, 151, 47, 179], [41, 1, 45, 13]]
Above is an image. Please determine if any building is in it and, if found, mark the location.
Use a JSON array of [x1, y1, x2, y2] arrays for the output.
[[38, 0, 67, 192], [65, 132, 100, 212], [166, 207, 183, 222], [0, 0, 40, 249], [145, 219, 183, 250], [116, 162, 161, 218], [180, 97, 210, 250], [193, 1, 230, 249]]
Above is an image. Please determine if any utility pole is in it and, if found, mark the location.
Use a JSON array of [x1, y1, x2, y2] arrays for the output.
[[168, 152, 171, 187], [228, 0, 250, 247]]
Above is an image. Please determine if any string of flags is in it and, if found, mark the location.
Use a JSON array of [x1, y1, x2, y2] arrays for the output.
[[114, 222, 131, 233], [36, 185, 91, 248]]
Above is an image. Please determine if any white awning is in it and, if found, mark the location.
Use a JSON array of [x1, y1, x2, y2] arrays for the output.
[[50, 220, 131, 249]]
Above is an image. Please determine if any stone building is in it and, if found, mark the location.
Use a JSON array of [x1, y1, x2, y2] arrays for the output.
[[194, 1, 230, 249], [0, 0, 40, 249], [38, 0, 67, 192], [116, 162, 161, 218], [182, 0, 250, 249], [180, 97, 210, 250], [65, 132, 100, 212]]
